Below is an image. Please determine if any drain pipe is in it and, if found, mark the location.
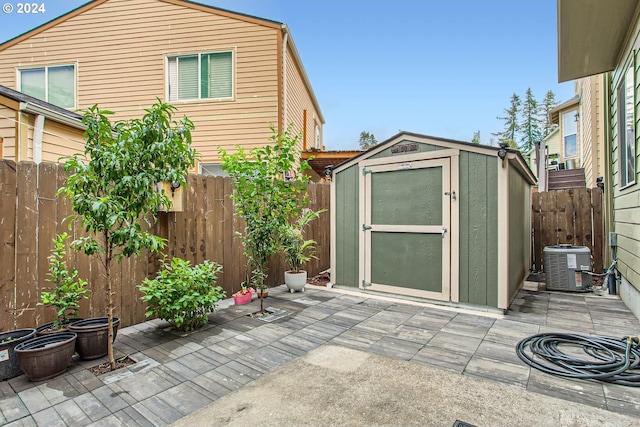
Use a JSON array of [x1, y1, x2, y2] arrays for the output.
[[33, 114, 45, 164]]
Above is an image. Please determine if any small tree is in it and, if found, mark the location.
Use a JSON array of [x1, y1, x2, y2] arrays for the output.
[[220, 126, 311, 313], [471, 131, 481, 144], [358, 131, 377, 150], [39, 232, 89, 328], [59, 101, 197, 370]]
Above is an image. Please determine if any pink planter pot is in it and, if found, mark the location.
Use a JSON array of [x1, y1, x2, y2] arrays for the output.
[[233, 292, 252, 305]]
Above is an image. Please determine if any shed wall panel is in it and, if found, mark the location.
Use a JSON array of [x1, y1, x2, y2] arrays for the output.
[[334, 164, 359, 287], [458, 151, 499, 307], [508, 164, 530, 299]]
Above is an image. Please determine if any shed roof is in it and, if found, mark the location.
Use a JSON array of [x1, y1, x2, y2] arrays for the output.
[[332, 131, 536, 184]]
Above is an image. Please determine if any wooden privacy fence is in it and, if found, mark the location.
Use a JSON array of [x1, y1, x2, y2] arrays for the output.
[[0, 160, 330, 332], [531, 188, 604, 273]]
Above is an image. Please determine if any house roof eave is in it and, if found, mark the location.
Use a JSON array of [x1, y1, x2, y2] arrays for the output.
[[557, 0, 639, 82]]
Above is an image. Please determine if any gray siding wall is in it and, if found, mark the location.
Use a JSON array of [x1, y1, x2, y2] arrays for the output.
[[508, 164, 531, 299], [459, 151, 499, 307], [334, 164, 360, 287]]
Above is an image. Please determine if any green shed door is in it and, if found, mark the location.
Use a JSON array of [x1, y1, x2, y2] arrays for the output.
[[361, 158, 451, 301]]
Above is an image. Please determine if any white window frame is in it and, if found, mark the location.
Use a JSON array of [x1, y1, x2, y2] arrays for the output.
[[166, 50, 235, 102], [199, 162, 228, 177], [618, 60, 636, 189], [17, 64, 76, 109], [562, 109, 578, 159]]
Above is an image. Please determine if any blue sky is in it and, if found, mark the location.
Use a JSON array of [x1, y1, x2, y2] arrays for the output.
[[0, 0, 574, 150]]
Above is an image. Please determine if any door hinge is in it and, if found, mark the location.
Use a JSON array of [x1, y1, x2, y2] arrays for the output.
[[362, 168, 372, 176], [362, 224, 372, 231], [362, 280, 372, 288]]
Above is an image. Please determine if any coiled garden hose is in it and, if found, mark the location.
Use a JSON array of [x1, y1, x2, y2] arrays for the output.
[[516, 333, 640, 386]]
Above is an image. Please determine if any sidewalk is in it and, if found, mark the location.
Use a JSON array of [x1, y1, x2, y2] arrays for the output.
[[1, 285, 640, 426]]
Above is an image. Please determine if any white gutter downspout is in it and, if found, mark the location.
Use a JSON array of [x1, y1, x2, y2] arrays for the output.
[[33, 114, 45, 164], [282, 29, 289, 129]]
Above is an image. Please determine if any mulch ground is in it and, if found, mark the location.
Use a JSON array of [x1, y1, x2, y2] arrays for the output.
[[88, 356, 136, 376], [307, 272, 330, 287]]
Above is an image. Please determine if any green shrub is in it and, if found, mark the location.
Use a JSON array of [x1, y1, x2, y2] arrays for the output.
[[139, 257, 225, 331]]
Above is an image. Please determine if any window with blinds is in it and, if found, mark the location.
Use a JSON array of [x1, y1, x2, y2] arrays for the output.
[[19, 65, 75, 108], [168, 51, 233, 101]]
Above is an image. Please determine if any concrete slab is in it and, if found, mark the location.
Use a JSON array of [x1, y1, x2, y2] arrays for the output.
[[171, 344, 638, 427]]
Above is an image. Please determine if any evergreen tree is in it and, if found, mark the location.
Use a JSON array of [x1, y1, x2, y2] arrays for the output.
[[541, 90, 559, 138], [472, 131, 481, 144], [358, 131, 377, 149], [492, 93, 521, 148], [519, 87, 542, 152]]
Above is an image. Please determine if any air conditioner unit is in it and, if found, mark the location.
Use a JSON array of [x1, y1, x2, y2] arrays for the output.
[[543, 245, 592, 292]]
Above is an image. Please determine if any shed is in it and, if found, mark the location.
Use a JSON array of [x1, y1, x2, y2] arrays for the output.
[[330, 132, 536, 312]]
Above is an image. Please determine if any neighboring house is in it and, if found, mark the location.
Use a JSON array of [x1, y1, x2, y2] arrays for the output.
[[557, 0, 640, 318], [0, 0, 324, 172], [0, 84, 85, 163]]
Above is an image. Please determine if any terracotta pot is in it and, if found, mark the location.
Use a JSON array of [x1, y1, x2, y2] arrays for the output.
[[285, 270, 307, 293], [0, 328, 36, 381], [257, 289, 269, 298], [69, 317, 119, 360], [14, 332, 77, 382]]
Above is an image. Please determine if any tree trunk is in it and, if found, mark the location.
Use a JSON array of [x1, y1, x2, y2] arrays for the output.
[[105, 233, 115, 371]]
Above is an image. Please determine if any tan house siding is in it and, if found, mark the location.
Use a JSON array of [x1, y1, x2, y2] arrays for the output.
[[0, 105, 16, 160], [576, 74, 607, 187], [0, 0, 299, 164], [285, 43, 322, 151], [545, 127, 562, 158], [610, 17, 640, 294], [40, 120, 85, 163]]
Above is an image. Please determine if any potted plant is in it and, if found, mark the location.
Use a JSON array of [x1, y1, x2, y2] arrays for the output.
[[232, 283, 253, 305], [281, 209, 324, 293], [58, 101, 197, 370], [36, 232, 89, 335], [0, 328, 36, 380], [139, 257, 225, 331], [220, 125, 312, 313], [14, 332, 77, 382]]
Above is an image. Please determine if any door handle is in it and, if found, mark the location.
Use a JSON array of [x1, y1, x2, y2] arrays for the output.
[[442, 227, 447, 238], [444, 191, 456, 200]]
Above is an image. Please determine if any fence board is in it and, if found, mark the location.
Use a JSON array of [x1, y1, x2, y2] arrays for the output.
[[532, 188, 604, 273], [592, 189, 604, 273], [35, 162, 59, 326], [1, 162, 331, 329], [0, 160, 16, 331], [15, 162, 38, 327]]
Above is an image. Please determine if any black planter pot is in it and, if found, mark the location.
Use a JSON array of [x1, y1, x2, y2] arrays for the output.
[[35, 318, 84, 336], [0, 328, 36, 380], [14, 332, 77, 382], [69, 317, 120, 360]]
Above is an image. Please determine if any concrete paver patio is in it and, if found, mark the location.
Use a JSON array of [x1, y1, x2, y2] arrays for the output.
[[1, 285, 640, 426]]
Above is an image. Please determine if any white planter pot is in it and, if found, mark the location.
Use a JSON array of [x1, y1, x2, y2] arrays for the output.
[[285, 270, 307, 293]]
